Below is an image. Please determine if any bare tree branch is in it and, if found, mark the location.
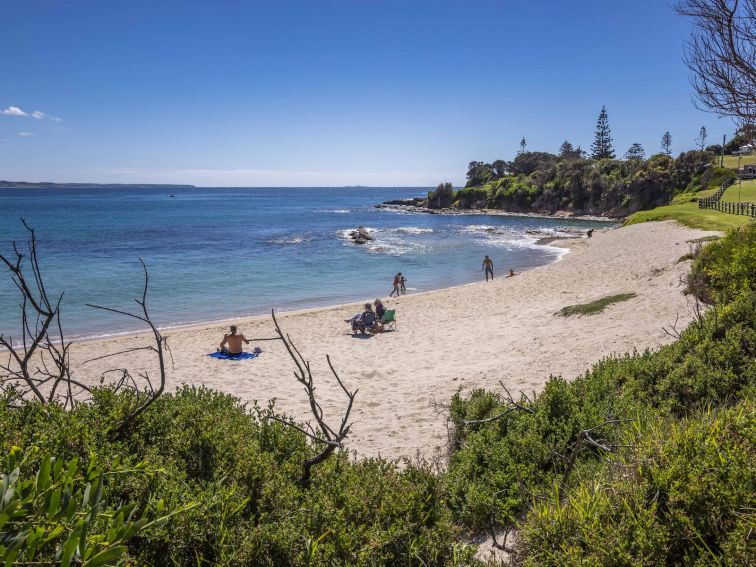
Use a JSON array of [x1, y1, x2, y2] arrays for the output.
[[0, 221, 84, 407], [266, 310, 357, 487], [88, 258, 169, 436], [676, 0, 756, 138]]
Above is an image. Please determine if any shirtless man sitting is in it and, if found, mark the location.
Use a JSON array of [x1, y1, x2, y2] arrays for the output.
[[219, 325, 249, 356]]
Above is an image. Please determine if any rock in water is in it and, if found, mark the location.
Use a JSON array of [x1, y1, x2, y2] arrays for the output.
[[349, 226, 373, 244]]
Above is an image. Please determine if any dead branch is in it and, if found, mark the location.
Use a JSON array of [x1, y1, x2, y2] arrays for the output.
[[488, 520, 515, 553], [558, 417, 637, 500], [87, 258, 169, 436], [676, 0, 756, 135], [266, 309, 357, 487], [459, 382, 534, 426], [663, 313, 683, 340], [0, 220, 91, 409]]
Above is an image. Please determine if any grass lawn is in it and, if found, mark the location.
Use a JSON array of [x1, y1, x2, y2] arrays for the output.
[[722, 179, 756, 202], [625, 180, 754, 231], [712, 155, 756, 169], [625, 201, 752, 231]]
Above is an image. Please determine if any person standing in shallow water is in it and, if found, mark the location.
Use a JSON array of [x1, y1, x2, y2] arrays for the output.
[[482, 255, 494, 281], [390, 273, 401, 297]]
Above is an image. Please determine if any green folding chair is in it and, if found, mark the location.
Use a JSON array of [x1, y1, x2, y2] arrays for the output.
[[381, 309, 397, 330]]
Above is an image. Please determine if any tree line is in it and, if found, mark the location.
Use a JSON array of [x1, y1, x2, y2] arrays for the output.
[[424, 107, 750, 217]]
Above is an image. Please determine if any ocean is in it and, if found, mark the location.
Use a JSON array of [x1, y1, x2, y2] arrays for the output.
[[0, 187, 612, 340]]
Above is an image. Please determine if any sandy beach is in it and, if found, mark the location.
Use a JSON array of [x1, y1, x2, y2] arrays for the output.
[[68, 221, 716, 461]]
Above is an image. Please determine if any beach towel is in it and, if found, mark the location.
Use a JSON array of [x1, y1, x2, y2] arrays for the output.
[[208, 351, 260, 360]]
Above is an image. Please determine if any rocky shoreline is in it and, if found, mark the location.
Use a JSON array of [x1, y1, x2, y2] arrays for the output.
[[375, 199, 617, 222]]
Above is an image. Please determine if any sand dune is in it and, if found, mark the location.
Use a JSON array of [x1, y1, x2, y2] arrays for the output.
[[69, 221, 717, 461]]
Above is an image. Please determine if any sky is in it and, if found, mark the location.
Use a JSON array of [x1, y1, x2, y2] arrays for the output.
[[0, 0, 741, 187]]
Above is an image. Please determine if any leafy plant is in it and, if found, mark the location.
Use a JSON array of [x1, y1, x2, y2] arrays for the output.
[[0, 447, 189, 566]]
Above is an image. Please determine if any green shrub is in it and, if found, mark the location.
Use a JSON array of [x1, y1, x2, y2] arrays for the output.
[[0, 387, 474, 566], [454, 186, 490, 208], [444, 377, 643, 533], [0, 447, 183, 566], [689, 223, 756, 304], [517, 395, 756, 565], [444, 224, 755, 544]]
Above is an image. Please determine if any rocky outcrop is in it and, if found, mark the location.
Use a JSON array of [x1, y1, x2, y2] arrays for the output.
[[381, 197, 426, 207], [349, 227, 374, 244]]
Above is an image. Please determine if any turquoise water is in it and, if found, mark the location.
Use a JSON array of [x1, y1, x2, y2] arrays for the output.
[[0, 187, 611, 339]]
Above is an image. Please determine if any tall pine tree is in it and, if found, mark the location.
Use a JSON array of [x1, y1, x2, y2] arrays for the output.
[[591, 106, 615, 159], [624, 143, 646, 161], [559, 140, 574, 157], [661, 131, 672, 155]]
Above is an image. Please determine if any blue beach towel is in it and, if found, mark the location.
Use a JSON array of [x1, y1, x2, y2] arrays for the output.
[[208, 350, 260, 360]]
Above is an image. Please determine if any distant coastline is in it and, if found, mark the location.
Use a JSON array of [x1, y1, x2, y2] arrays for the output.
[[0, 180, 196, 189]]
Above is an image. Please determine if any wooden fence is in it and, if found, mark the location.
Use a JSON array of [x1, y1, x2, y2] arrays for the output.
[[698, 177, 756, 218]]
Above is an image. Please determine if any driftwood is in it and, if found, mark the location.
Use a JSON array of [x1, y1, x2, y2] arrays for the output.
[[265, 310, 357, 487]]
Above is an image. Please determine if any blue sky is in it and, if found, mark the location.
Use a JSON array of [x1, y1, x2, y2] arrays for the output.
[[0, 0, 739, 186]]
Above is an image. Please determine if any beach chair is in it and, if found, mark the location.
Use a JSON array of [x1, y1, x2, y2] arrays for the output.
[[351, 312, 377, 335], [380, 309, 397, 330]]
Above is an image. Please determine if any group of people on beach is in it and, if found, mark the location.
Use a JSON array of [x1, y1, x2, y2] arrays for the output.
[[215, 255, 518, 355], [347, 298, 391, 335], [482, 255, 517, 281]]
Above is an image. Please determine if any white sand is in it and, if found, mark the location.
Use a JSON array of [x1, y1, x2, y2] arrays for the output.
[[68, 221, 716, 461]]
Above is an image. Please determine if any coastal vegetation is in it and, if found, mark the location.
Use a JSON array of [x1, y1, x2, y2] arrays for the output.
[[445, 223, 755, 564], [555, 292, 637, 317], [425, 148, 722, 219], [416, 0, 756, 229], [1, 223, 753, 565]]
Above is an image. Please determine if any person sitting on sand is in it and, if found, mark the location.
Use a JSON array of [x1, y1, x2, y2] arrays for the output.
[[505, 269, 517, 278], [390, 273, 401, 297], [219, 325, 249, 356], [374, 298, 386, 320], [352, 303, 376, 334], [482, 255, 494, 281], [587, 229, 594, 238]]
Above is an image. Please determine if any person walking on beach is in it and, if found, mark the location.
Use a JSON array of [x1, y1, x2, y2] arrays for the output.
[[400, 273, 407, 294], [482, 255, 494, 281], [219, 325, 249, 356], [390, 273, 401, 297]]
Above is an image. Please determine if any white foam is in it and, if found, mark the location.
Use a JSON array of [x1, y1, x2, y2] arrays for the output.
[[267, 234, 313, 245], [393, 226, 434, 234]]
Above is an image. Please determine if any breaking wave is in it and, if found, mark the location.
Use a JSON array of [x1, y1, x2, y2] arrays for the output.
[[266, 234, 314, 245]]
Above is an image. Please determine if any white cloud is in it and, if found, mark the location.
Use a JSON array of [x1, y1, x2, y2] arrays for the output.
[[18, 131, 35, 137], [2, 106, 27, 116], [49, 116, 62, 122], [32, 110, 45, 119]]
